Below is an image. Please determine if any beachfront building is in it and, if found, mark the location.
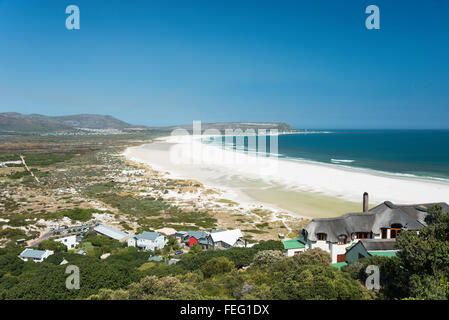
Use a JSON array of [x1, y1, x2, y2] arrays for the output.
[[19, 249, 54, 262], [54, 235, 79, 249], [283, 238, 306, 256], [210, 229, 245, 249], [127, 231, 167, 251], [301, 198, 449, 263], [93, 224, 130, 242]]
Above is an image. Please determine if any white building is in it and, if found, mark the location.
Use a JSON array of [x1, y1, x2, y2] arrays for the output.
[[54, 235, 78, 249], [94, 224, 129, 241], [19, 249, 54, 262], [127, 231, 167, 251], [283, 238, 306, 257]]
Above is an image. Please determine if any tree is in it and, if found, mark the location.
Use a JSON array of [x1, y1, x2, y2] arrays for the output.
[[424, 204, 445, 225], [201, 257, 235, 278], [38, 240, 67, 252]]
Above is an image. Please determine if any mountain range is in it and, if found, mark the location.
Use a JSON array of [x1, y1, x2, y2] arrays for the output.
[[0, 112, 294, 135], [0, 112, 138, 134]]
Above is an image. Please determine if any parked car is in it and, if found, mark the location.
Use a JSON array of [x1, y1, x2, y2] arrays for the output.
[[174, 250, 183, 255]]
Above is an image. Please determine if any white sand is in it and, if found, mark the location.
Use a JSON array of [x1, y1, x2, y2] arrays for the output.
[[124, 135, 449, 211]]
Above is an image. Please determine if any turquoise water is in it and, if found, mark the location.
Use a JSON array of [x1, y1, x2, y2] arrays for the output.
[[205, 130, 449, 181]]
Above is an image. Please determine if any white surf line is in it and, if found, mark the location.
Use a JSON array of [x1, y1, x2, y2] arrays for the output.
[[20, 155, 40, 183]]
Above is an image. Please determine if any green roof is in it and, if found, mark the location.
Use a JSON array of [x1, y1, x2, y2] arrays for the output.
[[332, 262, 348, 269], [283, 238, 305, 250], [368, 250, 397, 257]]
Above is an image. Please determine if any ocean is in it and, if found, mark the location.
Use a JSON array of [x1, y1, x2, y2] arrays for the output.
[[204, 130, 449, 181]]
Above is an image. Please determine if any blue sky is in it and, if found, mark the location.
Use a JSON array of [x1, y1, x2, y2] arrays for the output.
[[0, 0, 448, 129]]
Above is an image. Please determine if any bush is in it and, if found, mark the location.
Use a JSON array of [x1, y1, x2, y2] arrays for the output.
[[292, 248, 331, 266], [201, 257, 235, 278], [252, 240, 284, 251], [251, 250, 285, 269]]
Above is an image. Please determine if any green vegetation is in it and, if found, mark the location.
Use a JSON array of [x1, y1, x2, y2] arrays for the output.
[[96, 194, 169, 217], [0, 238, 374, 300], [60, 208, 95, 222], [0, 153, 74, 166], [38, 240, 67, 252]]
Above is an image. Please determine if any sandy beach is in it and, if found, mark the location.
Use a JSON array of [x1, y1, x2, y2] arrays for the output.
[[124, 135, 449, 219]]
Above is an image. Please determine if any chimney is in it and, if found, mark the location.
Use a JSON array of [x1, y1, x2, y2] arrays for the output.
[[363, 192, 369, 212]]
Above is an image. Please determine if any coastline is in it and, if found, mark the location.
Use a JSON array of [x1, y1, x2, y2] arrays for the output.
[[124, 135, 449, 219]]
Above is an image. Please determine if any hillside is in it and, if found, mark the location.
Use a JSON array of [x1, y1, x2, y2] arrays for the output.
[[0, 112, 138, 134], [0, 112, 296, 135]]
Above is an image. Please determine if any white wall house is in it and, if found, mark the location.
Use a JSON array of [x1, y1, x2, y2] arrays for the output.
[[19, 249, 54, 262], [127, 231, 167, 251], [54, 235, 78, 249], [283, 238, 306, 257]]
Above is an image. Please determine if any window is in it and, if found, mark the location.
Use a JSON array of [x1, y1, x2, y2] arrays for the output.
[[355, 232, 369, 239], [381, 228, 388, 239], [390, 224, 402, 239], [317, 233, 327, 241], [337, 235, 348, 244]]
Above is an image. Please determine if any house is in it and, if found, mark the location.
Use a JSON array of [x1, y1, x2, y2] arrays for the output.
[[93, 224, 129, 241], [283, 238, 306, 256], [210, 229, 245, 249], [301, 194, 449, 263], [174, 231, 188, 241], [54, 235, 78, 249], [19, 249, 54, 262], [345, 239, 398, 263], [175, 230, 213, 249], [127, 231, 167, 251]]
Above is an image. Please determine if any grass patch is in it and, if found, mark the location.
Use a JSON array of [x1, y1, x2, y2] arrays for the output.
[[242, 229, 268, 234]]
